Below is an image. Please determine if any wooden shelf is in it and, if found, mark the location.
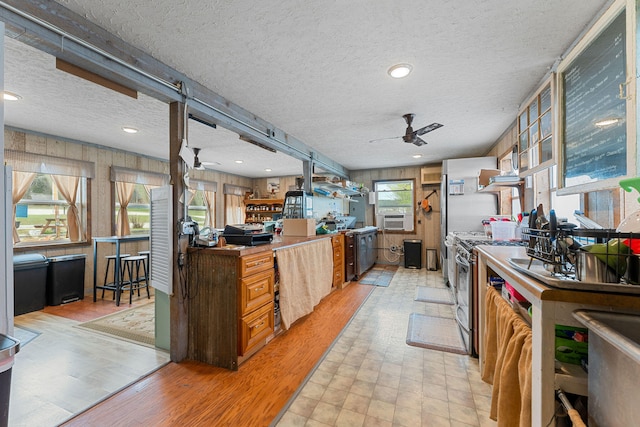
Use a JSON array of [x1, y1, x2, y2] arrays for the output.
[[313, 181, 362, 197], [244, 198, 283, 224], [479, 181, 524, 192]]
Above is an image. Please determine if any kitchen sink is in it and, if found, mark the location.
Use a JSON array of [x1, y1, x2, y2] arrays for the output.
[[508, 257, 640, 294], [573, 310, 640, 426]]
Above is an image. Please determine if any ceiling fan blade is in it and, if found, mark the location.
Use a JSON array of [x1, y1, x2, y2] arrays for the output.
[[369, 136, 401, 143], [412, 137, 427, 147], [415, 123, 443, 136]]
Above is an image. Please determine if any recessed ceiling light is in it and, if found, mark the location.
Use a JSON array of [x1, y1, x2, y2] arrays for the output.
[[235, 160, 243, 164], [3, 91, 22, 101], [388, 63, 413, 79], [265, 168, 272, 172], [122, 126, 138, 134], [412, 154, 423, 159]]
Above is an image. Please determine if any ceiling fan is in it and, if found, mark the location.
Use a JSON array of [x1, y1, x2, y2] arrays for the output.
[[370, 114, 443, 147], [192, 147, 220, 170]]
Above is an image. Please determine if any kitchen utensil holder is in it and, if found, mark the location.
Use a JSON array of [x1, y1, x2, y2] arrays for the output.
[[522, 228, 640, 284]]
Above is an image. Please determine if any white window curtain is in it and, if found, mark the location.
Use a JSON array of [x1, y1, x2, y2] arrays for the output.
[[51, 175, 82, 241], [111, 167, 170, 236], [5, 150, 95, 178], [204, 191, 215, 228], [225, 194, 244, 225], [189, 179, 218, 228], [11, 171, 36, 243], [223, 184, 250, 225], [115, 181, 135, 236]]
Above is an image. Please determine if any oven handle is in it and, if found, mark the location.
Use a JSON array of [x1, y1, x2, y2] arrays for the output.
[[455, 253, 470, 268]]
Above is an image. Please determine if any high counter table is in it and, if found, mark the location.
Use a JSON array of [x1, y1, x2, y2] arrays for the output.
[[92, 235, 150, 305]]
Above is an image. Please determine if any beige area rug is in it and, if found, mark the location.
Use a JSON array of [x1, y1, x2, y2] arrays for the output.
[[406, 312, 467, 354], [76, 303, 155, 347], [414, 286, 454, 304]]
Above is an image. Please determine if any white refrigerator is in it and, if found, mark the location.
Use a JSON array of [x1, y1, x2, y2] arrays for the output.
[[440, 157, 498, 283]]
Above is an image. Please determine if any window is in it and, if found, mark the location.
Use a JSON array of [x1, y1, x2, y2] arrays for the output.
[[224, 184, 250, 225], [518, 78, 554, 176], [549, 165, 581, 222], [187, 179, 218, 229], [374, 179, 415, 232], [111, 167, 170, 236], [7, 150, 94, 247]]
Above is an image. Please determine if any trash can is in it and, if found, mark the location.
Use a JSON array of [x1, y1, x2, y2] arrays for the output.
[[46, 254, 86, 306], [426, 248, 438, 271], [0, 334, 19, 427], [13, 254, 48, 316], [404, 239, 422, 269]]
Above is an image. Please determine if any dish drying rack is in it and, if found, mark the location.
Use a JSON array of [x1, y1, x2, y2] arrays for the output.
[[521, 227, 640, 281]]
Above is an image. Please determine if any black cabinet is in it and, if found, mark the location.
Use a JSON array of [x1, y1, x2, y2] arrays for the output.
[[344, 233, 356, 281]]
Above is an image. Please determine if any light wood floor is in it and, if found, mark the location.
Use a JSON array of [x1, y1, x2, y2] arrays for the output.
[[60, 282, 374, 426]]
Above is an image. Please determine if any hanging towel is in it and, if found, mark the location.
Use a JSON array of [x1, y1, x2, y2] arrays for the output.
[[482, 286, 500, 383], [484, 290, 533, 426], [276, 239, 333, 329], [495, 320, 531, 427], [490, 301, 519, 420], [518, 333, 533, 427]]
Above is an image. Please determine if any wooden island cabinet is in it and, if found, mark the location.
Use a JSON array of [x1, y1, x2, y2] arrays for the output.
[[331, 234, 345, 288], [187, 235, 335, 370], [476, 245, 640, 426]]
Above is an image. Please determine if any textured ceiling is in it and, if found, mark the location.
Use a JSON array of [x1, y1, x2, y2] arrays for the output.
[[5, 1, 610, 177]]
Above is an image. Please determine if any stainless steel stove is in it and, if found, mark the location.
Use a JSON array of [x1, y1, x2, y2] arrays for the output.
[[454, 235, 525, 355]]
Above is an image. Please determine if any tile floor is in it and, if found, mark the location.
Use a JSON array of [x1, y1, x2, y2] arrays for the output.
[[275, 267, 496, 427], [10, 308, 170, 427]]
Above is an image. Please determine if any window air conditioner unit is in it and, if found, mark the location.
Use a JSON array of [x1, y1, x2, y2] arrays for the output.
[[378, 213, 413, 231]]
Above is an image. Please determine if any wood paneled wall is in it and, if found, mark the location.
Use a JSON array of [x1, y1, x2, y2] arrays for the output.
[[349, 166, 441, 269], [6, 128, 252, 297]]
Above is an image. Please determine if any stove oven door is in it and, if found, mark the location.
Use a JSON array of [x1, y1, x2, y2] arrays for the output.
[[454, 248, 472, 354]]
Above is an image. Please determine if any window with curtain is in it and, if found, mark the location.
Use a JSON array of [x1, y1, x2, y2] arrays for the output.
[[224, 184, 250, 225], [111, 167, 170, 236], [188, 179, 217, 229], [6, 150, 94, 247]]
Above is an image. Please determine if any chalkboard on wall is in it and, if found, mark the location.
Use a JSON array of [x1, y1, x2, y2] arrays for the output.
[[562, 10, 626, 189]]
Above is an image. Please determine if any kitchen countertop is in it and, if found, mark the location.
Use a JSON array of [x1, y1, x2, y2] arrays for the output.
[[475, 245, 640, 309], [188, 234, 333, 257], [475, 244, 640, 425]]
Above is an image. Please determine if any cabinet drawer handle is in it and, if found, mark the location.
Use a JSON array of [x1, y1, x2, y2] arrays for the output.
[[253, 321, 265, 330], [254, 286, 264, 292]]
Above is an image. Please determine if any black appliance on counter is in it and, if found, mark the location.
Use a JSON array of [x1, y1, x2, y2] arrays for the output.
[[222, 224, 273, 246]]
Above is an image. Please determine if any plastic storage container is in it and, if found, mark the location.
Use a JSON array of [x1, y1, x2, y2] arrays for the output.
[[46, 254, 86, 305], [13, 254, 48, 316], [491, 221, 517, 241]]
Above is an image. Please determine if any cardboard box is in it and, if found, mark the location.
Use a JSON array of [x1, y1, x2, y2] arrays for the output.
[[283, 219, 316, 236]]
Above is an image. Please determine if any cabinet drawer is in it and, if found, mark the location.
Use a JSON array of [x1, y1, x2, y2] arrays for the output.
[[240, 251, 274, 277], [333, 266, 344, 286], [239, 302, 274, 356], [239, 269, 274, 316], [333, 244, 343, 262]]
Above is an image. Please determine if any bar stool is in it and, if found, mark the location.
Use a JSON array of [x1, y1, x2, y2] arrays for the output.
[[102, 254, 130, 299], [122, 255, 150, 304], [138, 250, 150, 284]]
